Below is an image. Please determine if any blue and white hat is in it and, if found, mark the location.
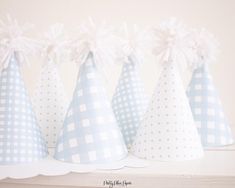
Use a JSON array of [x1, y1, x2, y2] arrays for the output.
[[54, 53, 127, 164], [54, 20, 128, 164], [187, 28, 234, 147], [112, 55, 149, 148], [112, 24, 151, 148], [0, 55, 48, 164], [0, 16, 48, 165]]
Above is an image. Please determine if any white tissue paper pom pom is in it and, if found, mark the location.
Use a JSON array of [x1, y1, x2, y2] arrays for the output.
[[188, 28, 219, 70], [153, 18, 195, 69], [41, 23, 71, 65], [70, 18, 123, 69], [120, 23, 153, 65], [0, 14, 40, 70]]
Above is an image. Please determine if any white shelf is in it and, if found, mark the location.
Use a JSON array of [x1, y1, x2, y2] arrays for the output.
[[1, 149, 235, 188]]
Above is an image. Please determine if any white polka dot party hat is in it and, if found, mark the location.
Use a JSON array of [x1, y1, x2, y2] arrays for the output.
[[112, 25, 151, 148], [0, 16, 48, 165], [54, 19, 128, 164], [186, 29, 234, 148], [131, 18, 204, 161], [33, 24, 69, 148]]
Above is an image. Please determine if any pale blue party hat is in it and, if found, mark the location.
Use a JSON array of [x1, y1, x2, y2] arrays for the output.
[[0, 15, 48, 165], [54, 52, 128, 164], [0, 54, 48, 165], [187, 28, 234, 148], [187, 64, 234, 147], [112, 55, 149, 148]]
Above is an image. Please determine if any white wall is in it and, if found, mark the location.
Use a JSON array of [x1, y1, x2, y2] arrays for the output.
[[0, 0, 234, 127]]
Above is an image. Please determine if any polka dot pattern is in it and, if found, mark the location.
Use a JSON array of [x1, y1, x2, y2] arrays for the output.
[[131, 63, 203, 161], [54, 52, 127, 164], [187, 64, 234, 147], [33, 61, 68, 148], [112, 56, 149, 148], [0, 55, 48, 165]]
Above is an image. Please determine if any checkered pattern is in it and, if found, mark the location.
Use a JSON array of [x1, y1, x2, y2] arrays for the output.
[[112, 56, 148, 148], [54, 52, 127, 164], [187, 64, 234, 147], [33, 61, 68, 148], [0, 55, 48, 165]]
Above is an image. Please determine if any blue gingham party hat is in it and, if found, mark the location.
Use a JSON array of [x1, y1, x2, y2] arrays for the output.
[[33, 24, 69, 148], [187, 29, 234, 147], [131, 19, 203, 161], [54, 20, 127, 164], [0, 16, 48, 165], [112, 25, 150, 148], [112, 57, 148, 148]]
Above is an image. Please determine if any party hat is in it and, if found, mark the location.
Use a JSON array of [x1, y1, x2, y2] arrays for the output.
[[131, 18, 203, 161], [112, 25, 150, 148], [54, 20, 127, 164], [33, 24, 69, 148], [187, 29, 234, 147], [0, 16, 48, 165]]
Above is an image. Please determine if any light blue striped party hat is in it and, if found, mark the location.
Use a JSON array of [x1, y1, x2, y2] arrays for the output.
[[112, 55, 149, 148], [187, 64, 234, 147], [186, 28, 234, 148], [0, 54, 48, 165], [54, 52, 128, 164]]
